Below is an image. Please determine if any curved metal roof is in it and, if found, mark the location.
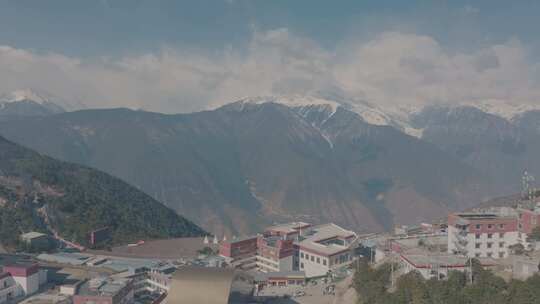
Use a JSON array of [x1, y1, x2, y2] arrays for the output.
[[168, 267, 235, 304]]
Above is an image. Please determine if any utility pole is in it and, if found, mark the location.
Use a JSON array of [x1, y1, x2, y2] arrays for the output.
[[391, 253, 395, 288], [468, 258, 473, 284]]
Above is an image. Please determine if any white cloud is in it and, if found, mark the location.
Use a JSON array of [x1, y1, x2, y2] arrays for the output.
[[0, 29, 539, 113]]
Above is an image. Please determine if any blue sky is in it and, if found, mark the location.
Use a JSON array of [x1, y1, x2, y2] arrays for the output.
[[1, 0, 540, 112], [2, 0, 539, 57]]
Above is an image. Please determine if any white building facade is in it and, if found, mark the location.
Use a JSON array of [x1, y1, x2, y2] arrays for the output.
[[296, 224, 358, 278], [448, 213, 520, 259]]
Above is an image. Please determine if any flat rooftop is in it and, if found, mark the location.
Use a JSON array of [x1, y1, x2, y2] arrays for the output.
[[77, 278, 130, 297], [456, 213, 501, 220], [20, 232, 47, 239], [228, 235, 258, 244], [37, 253, 93, 266], [451, 212, 516, 225], [266, 222, 311, 234], [253, 271, 305, 281], [20, 294, 71, 304], [87, 237, 217, 259], [295, 223, 357, 256]]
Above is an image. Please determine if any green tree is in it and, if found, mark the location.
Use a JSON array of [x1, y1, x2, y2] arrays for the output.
[[509, 243, 525, 255], [527, 226, 540, 242], [394, 271, 429, 304]]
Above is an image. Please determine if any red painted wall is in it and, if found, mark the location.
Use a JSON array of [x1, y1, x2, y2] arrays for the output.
[[4, 264, 38, 277]]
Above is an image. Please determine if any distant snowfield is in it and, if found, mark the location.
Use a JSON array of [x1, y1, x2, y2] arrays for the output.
[[3, 88, 540, 139], [232, 94, 540, 138], [237, 95, 340, 116], [0, 88, 86, 111], [0, 88, 54, 104]]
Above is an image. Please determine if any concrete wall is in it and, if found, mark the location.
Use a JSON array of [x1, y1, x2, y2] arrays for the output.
[[12, 273, 39, 295], [278, 256, 293, 272], [38, 270, 47, 286], [298, 250, 329, 278]]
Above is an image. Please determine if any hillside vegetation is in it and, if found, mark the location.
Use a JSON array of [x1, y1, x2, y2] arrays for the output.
[[353, 259, 540, 304], [0, 136, 205, 249]]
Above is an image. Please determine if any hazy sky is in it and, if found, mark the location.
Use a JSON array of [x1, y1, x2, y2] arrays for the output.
[[1, 0, 540, 112]]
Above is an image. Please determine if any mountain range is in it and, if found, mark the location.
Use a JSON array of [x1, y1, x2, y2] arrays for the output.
[[0, 131, 205, 249], [2, 90, 532, 237]]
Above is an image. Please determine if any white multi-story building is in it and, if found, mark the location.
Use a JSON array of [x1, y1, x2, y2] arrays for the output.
[[448, 213, 520, 259], [296, 223, 358, 278]]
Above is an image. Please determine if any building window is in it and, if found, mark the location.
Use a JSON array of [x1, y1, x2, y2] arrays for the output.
[[475, 253, 481, 257], [487, 252, 493, 257], [300, 263, 304, 269], [323, 259, 327, 266], [300, 252, 304, 258], [487, 233, 493, 239], [488, 224, 493, 229], [476, 224, 482, 229], [475, 243, 481, 249], [317, 257, 320, 264], [499, 224, 505, 229], [487, 242, 493, 249], [499, 232, 504, 238], [306, 254, 309, 260], [311, 256, 314, 262], [499, 252, 505, 258], [499, 242, 505, 248], [475, 234, 480, 239]]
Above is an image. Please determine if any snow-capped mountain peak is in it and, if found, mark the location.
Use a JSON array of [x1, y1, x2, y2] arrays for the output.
[[465, 100, 540, 121], [227, 95, 540, 139], [0, 88, 66, 115], [232, 94, 426, 137], [236, 95, 341, 115], [0, 88, 53, 104], [414, 100, 540, 121]]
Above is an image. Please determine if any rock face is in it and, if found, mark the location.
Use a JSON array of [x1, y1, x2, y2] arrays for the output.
[[0, 97, 493, 236]]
